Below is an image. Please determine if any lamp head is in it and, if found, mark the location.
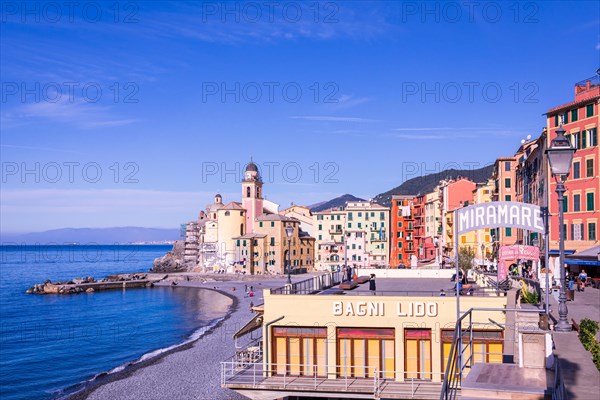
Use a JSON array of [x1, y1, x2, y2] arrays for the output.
[[285, 224, 294, 237], [546, 126, 575, 178]]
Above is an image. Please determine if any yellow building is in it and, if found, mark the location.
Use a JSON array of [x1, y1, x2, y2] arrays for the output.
[[223, 272, 510, 399], [239, 214, 314, 274], [193, 161, 314, 273], [280, 205, 313, 236]]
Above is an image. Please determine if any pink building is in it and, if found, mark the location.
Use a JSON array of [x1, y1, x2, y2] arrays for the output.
[[317, 242, 344, 271]]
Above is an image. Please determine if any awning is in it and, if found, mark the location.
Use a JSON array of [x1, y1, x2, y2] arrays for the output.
[[549, 250, 576, 255], [233, 313, 263, 339], [566, 245, 600, 261], [565, 259, 600, 267]]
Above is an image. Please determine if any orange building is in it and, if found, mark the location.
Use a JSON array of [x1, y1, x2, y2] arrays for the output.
[[491, 157, 518, 247], [545, 75, 600, 253], [390, 195, 416, 267]]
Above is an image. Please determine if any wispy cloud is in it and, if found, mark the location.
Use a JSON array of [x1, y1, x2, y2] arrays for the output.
[[136, 3, 395, 45], [2, 97, 138, 130], [0, 144, 88, 155], [327, 94, 373, 109], [391, 127, 524, 139], [0, 189, 234, 214], [394, 134, 448, 140], [290, 116, 376, 123]]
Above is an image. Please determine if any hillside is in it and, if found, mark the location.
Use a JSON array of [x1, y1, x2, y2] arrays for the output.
[[372, 165, 494, 207], [309, 194, 365, 212]]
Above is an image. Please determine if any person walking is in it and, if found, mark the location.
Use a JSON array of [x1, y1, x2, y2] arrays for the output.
[[578, 269, 588, 292], [369, 274, 376, 294]]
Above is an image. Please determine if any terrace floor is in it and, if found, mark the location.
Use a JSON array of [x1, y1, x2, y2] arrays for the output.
[[333, 277, 479, 296], [222, 364, 445, 400]]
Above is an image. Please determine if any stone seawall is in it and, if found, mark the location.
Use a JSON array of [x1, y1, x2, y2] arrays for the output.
[[26, 273, 167, 294]]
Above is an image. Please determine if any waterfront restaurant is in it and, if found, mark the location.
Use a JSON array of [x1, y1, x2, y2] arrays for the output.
[[222, 270, 514, 400]]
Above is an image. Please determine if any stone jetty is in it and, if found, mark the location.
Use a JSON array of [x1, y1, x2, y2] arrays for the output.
[[26, 273, 166, 295]]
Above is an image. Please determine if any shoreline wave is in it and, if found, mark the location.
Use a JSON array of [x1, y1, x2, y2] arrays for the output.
[[53, 287, 235, 400]]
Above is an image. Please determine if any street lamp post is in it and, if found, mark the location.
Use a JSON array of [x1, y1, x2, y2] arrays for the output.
[[546, 125, 576, 332], [480, 243, 485, 268], [285, 224, 294, 285]]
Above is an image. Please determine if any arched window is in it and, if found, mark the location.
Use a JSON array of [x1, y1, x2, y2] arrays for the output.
[[257, 187, 261, 198], [224, 211, 230, 216], [246, 187, 251, 197]]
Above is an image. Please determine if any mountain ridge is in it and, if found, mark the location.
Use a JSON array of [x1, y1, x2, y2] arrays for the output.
[[1, 227, 179, 244], [309, 194, 365, 212], [372, 165, 494, 207]]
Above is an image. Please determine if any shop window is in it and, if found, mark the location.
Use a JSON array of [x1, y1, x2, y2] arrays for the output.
[[441, 330, 503, 378], [405, 329, 431, 380], [338, 328, 394, 379], [272, 327, 327, 377]]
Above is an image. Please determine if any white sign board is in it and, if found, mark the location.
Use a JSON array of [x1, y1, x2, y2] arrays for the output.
[[457, 201, 544, 235]]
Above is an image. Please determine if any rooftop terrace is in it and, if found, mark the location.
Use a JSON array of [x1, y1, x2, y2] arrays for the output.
[[270, 271, 507, 297]]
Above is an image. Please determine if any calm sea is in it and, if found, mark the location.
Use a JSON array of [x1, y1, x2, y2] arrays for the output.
[[0, 245, 227, 400]]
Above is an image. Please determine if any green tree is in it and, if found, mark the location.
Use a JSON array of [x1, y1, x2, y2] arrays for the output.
[[458, 246, 475, 271]]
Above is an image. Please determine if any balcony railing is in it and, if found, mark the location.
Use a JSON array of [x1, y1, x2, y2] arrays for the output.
[[270, 271, 342, 295], [222, 359, 445, 399], [575, 74, 600, 91]]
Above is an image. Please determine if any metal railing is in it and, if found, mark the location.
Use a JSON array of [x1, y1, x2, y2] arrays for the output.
[[552, 356, 567, 400], [575, 74, 600, 88], [440, 306, 548, 400], [221, 359, 445, 398], [270, 271, 342, 295]]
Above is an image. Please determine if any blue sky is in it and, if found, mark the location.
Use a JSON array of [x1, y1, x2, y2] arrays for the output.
[[1, 1, 599, 233]]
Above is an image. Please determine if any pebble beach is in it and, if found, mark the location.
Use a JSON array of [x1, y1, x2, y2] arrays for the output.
[[66, 276, 289, 400]]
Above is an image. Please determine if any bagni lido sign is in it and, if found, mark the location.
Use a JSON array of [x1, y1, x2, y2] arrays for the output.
[[332, 301, 438, 317], [457, 201, 545, 235]]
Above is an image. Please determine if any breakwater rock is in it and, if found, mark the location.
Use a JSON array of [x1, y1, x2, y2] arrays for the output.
[[151, 240, 194, 273], [26, 273, 161, 295]]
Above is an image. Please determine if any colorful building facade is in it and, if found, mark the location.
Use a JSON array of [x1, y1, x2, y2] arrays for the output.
[[390, 195, 417, 267], [545, 75, 600, 254]]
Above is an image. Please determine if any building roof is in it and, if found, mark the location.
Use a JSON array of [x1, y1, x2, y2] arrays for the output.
[[256, 214, 298, 222], [319, 241, 343, 246], [545, 93, 600, 115], [221, 202, 245, 211], [234, 233, 268, 239], [206, 202, 225, 211]]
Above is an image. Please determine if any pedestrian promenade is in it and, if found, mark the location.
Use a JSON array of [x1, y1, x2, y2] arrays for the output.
[[549, 286, 600, 399]]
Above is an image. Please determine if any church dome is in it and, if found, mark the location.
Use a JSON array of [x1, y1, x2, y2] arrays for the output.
[[245, 162, 258, 172]]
